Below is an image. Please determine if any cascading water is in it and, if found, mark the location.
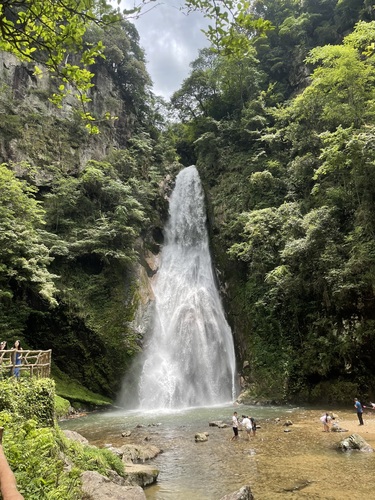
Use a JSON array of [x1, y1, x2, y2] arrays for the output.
[[138, 165, 236, 409]]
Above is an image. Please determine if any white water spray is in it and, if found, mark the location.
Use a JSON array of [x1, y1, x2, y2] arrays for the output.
[[138, 166, 236, 409]]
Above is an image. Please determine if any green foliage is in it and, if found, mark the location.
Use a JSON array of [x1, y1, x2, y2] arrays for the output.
[[171, 47, 263, 122], [0, 163, 57, 305], [0, 379, 124, 499], [53, 364, 113, 407], [185, 0, 273, 57], [44, 154, 155, 267], [175, 3, 375, 401], [309, 380, 360, 404], [0, 378, 55, 426], [54, 395, 71, 419], [65, 438, 124, 477]]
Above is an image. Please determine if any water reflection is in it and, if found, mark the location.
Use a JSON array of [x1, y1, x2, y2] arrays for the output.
[[59, 405, 375, 499]]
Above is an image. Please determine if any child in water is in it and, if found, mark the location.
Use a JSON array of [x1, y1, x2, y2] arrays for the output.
[[320, 412, 332, 432]]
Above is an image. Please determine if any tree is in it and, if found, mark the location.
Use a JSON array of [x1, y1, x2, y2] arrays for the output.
[[171, 49, 219, 121], [185, 0, 273, 56], [0, 163, 57, 306]]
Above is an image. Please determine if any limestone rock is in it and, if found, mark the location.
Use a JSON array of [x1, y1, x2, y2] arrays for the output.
[[81, 470, 146, 499], [124, 463, 159, 487], [209, 421, 228, 428], [120, 443, 162, 463], [331, 422, 348, 433], [63, 430, 89, 444], [195, 432, 209, 442], [338, 433, 373, 452], [104, 445, 123, 457], [219, 485, 254, 500]]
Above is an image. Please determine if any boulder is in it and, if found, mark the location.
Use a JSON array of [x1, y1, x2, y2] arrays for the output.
[[62, 430, 89, 445], [209, 421, 228, 428], [331, 422, 348, 433], [195, 432, 209, 442], [338, 433, 373, 452], [81, 470, 146, 499], [104, 445, 123, 457], [219, 485, 254, 500], [124, 463, 159, 487], [120, 443, 162, 463]]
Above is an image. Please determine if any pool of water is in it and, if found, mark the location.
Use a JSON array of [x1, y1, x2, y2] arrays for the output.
[[59, 404, 375, 499]]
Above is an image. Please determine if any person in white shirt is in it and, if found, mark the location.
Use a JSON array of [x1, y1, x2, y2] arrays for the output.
[[231, 412, 239, 441], [320, 412, 332, 432], [241, 416, 251, 440]]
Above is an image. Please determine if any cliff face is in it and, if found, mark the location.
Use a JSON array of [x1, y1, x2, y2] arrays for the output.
[[0, 51, 131, 171]]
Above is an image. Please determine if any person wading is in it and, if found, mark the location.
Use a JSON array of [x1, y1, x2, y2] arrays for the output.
[[354, 398, 364, 426], [231, 411, 239, 441]]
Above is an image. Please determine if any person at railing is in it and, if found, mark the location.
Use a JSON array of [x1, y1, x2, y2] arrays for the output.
[[0, 341, 7, 350], [11, 341, 22, 379]]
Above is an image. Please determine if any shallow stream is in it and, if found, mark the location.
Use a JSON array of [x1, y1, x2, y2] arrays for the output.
[[59, 404, 375, 499]]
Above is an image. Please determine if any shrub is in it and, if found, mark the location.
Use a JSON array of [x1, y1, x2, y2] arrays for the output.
[[0, 378, 55, 427], [0, 379, 124, 499]]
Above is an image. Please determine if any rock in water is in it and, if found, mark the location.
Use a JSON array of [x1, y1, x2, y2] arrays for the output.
[[81, 470, 146, 499], [338, 433, 373, 452], [195, 432, 209, 442], [219, 485, 254, 500]]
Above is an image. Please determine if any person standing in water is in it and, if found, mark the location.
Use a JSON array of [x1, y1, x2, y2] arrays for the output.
[[231, 412, 239, 441], [241, 415, 251, 440], [354, 398, 364, 425], [320, 412, 332, 432], [250, 416, 257, 437]]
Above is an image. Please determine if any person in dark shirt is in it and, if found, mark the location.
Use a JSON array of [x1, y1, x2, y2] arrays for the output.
[[354, 398, 364, 425]]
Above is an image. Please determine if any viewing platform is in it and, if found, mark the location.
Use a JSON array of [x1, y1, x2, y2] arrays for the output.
[[0, 350, 52, 378]]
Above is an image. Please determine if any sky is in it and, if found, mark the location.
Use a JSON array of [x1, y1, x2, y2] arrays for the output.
[[119, 1, 209, 99]]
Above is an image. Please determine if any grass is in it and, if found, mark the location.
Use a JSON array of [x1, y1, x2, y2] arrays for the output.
[[52, 366, 113, 409]]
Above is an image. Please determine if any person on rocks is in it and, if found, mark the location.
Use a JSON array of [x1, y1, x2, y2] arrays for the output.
[[241, 415, 251, 440], [354, 398, 364, 425], [320, 412, 332, 432], [231, 411, 239, 441]]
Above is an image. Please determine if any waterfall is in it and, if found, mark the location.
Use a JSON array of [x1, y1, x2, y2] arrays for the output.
[[138, 165, 236, 409]]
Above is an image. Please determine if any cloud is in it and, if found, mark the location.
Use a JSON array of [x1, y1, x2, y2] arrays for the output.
[[120, 1, 209, 99]]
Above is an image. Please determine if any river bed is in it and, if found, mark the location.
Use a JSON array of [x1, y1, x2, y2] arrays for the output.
[[59, 404, 375, 499]]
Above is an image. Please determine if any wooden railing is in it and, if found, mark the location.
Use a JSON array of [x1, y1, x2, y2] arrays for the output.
[[0, 350, 52, 378]]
